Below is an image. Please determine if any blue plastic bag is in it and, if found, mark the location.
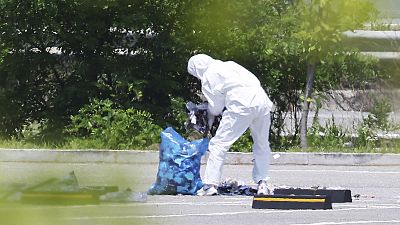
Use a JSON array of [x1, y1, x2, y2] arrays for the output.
[[148, 127, 209, 195]]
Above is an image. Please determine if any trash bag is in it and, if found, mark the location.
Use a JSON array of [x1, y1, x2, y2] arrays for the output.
[[148, 127, 209, 195]]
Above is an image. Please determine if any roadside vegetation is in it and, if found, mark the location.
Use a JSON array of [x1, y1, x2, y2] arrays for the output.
[[0, 0, 399, 153]]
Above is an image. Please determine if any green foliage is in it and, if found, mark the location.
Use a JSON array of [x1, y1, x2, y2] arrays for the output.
[[230, 130, 253, 153], [308, 118, 348, 149], [368, 98, 392, 131], [0, 0, 191, 138], [0, 0, 390, 151], [165, 97, 188, 134], [292, 0, 378, 148], [356, 97, 393, 148], [305, 97, 398, 150], [316, 52, 384, 90], [66, 99, 162, 149], [293, 0, 377, 61]]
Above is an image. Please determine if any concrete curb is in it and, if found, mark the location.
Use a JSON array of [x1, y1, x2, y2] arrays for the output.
[[1, 149, 399, 166]]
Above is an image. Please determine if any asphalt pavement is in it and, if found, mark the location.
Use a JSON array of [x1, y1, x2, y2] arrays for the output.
[[1, 149, 400, 225]]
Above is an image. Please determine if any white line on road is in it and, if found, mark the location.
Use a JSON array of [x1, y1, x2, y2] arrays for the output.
[[141, 201, 249, 206], [64, 205, 400, 220], [64, 210, 289, 220], [107, 200, 251, 207], [293, 220, 400, 225], [27, 201, 250, 209], [271, 169, 400, 174]]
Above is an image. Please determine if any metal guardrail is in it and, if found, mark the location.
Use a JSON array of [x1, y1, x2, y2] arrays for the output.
[[343, 30, 400, 60]]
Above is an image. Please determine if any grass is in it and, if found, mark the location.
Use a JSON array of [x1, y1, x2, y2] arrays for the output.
[[0, 136, 399, 153], [0, 137, 160, 151], [285, 146, 400, 154], [0, 137, 53, 149]]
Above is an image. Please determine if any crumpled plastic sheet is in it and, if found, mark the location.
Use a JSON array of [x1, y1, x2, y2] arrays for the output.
[[1, 171, 81, 202], [185, 101, 222, 138], [185, 101, 209, 135], [148, 127, 209, 195]]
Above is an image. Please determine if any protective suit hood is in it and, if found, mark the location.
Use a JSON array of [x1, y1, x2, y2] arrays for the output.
[[187, 54, 216, 80]]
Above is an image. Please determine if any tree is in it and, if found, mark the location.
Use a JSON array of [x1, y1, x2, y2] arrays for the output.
[[292, 0, 377, 148], [178, 0, 310, 148], [0, 0, 192, 138], [0, 0, 385, 151]]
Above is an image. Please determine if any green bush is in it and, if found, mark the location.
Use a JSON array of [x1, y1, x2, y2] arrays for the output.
[[308, 118, 348, 150], [66, 99, 162, 150], [230, 130, 253, 153], [166, 97, 189, 134], [356, 97, 393, 148], [306, 96, 399, 150]]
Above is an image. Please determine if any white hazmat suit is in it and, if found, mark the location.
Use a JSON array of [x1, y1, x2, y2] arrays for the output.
[[187, 54, 274, 186]]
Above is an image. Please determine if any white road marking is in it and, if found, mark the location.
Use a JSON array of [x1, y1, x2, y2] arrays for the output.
[[64, 210, 290, 220], [141, 201, 249, 206], [293, 220, 400, 225], [64, 205, 400, 220], [271, 169, 400, 174], [222, 197, 249, 200]]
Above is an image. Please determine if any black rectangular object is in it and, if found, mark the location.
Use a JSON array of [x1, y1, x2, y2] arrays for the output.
[[274, 188, 352, 203], [252, 194, 332, 210]]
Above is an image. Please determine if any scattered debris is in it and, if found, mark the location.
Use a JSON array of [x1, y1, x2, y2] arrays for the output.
[[217, 179, 257, 196], [352, 194, 376, 199], [185, 101, 221, 138], [273, 154, 281, 160], [185, 101, 209, 136]]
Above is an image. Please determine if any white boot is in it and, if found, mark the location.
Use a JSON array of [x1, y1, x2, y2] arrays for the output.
[[196, 184, 218, 196], [257, 180, 273, 195]]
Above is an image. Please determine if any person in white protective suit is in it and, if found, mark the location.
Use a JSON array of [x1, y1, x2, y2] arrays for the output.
[[187, 54, 274, 196]]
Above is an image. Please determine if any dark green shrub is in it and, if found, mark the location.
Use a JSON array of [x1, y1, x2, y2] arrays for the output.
[[166, 97, 189, 134], [66, 99, 162, 149]]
